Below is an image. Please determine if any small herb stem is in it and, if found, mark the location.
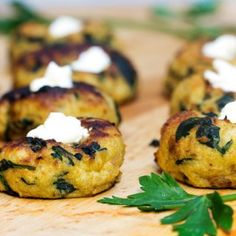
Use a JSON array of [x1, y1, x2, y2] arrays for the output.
[[222, 193, 236, 202]]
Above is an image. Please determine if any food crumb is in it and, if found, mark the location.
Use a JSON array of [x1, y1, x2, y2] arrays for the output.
[[149, 139, 160, 147]]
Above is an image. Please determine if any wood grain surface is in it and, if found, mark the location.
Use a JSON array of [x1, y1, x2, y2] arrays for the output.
[[1, 7, 236, 236]]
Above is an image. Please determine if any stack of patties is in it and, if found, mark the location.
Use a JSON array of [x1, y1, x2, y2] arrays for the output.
[[159, 34, 236, 116], [165, 35, 236, 96], [10, 16, 138, 104], [156, 34, 236, 189], [0, 15, 138, 198], [10, 16, 117, 64]]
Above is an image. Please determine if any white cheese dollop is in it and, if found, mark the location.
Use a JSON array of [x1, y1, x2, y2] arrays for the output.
[[30, 61, 73, 92], [202, 34, 236, 60], [49, 16, 83, 38], [27, 112, 89, 144], [71, 46, 111, 74], [219, 101, 236, 123], [204, 59, 236, 92]]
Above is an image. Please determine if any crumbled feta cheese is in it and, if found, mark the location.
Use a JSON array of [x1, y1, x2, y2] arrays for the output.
[[27, 112, 89, 144]]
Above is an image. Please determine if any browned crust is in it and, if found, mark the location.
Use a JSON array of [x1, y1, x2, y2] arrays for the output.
[[175, 39, 209, 58], [15, 43, 137, 87], [161, 110, 198, 135], [6, 117, 117, 154], [2, 82, 103, 103]]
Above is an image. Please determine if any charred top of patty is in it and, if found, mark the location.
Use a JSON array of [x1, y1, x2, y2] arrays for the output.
[[2, 82, 103, 103], [17, 43, 137, 87]]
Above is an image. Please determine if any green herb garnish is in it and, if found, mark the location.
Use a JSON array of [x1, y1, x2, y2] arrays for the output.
[[0, 0, 48, 34], [99, 172, 236, 236]]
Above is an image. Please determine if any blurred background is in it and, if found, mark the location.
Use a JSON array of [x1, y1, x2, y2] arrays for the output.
[[1, 0, 236, 105], [0, 0, 233, 7], [1, 0, 236, 13]]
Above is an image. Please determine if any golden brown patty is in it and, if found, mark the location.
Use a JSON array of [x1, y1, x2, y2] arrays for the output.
[[0, 82, 121, 141], [165, 39, 213, 96], [13, 44, 137, 104], [170, 73, 235, 115], [10, 20, 117, 63], [155, 110, 236, 188], [0, 118, 125, 198]]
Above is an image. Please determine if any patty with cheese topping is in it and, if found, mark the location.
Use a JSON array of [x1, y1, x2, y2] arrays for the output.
[[0, 118, 125, 198], [0, 82, 121, 141]]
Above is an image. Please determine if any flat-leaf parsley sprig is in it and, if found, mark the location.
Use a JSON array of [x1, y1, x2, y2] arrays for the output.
[[98, 172, 236, 236]]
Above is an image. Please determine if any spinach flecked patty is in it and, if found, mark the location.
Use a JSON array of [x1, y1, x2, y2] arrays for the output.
[[165, 38, 226, 96], [12, 42, 137, 104], [0, 118, 125, 198], [155, 110, 236, 188], [170, 72, 235, 115], [0, 81, 121, 141]]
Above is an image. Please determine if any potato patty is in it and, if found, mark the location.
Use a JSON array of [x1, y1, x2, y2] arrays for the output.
[[170, 73, 235, 115], [0, 82, 121, 141], [155, 110, 236, 188], [10, 20, 116, 63], [0, 118, 125, 198], [165, 39, 214, 96], [13, 44, 137, 104]]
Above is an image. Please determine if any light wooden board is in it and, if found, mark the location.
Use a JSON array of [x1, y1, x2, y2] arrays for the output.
[[1, 8, 236, 236]]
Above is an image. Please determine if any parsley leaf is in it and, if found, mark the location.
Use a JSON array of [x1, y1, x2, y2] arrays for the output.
[[208, 192, 233, 232], [99, 172, 194, 211], [99, 172, 236, 236], [162, 196, 216, 236]]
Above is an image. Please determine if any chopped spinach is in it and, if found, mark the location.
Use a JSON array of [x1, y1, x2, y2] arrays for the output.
[[0, 175, 18, 196], [202, 112, 217, 118], [216, 140, 233, 155], [73, 92, 80, 99], [203, 92, 211, 100], [26, 137, 47, 152], [51, 146, 75, 166], [195, 122, 233, 154], [5, 118, 34, 141], [216, 94, 234, 111], [82, 142, 107, 158], [179, 102, 187, 112], [21, 118, 33, 127], [175, 157, 194, 165], [0, 159, 35, 172], [58, 171, 69, 178], [98, 72, 106, 81], [114, 102, 122, 124], [196, 124, 220, 148], [74, 153, 82, 160], [176, 116, 232, 154], [11, 118, 33, 129], [176, 117, 203, 141], [53, 178, 75, 196], [20, 177, 35, 185]]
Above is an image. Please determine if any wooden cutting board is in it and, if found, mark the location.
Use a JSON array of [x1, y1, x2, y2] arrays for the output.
[[1, 9, 236, 236]]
